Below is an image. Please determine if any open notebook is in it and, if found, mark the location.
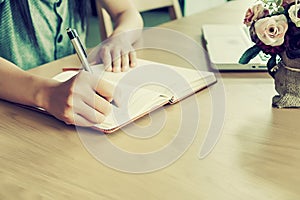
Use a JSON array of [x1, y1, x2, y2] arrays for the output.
[[53, 59, 217, 133]]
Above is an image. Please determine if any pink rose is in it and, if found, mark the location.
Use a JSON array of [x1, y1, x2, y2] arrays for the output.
[[254, 14, 288, 46], [244, 3, 269, 26]]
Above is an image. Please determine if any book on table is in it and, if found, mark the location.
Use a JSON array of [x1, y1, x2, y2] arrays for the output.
[[53, 59, 217, 133]]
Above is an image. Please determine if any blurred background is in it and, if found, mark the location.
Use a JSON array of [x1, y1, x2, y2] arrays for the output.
[[86, 0, 230, 47]]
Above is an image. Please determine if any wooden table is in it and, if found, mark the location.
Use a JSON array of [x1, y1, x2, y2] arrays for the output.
[[1, 1, 300, 199]]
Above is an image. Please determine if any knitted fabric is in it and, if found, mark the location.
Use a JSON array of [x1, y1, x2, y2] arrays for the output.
[[272, 51, 300, 108], [0, 0, 85, 70]]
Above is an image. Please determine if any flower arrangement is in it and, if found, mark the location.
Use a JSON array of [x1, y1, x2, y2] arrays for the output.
[[239, 0, 300, 108]]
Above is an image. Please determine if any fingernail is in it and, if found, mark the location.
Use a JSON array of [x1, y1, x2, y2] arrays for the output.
[[105, 66, 112, 72], [130, 62, 136, 67]]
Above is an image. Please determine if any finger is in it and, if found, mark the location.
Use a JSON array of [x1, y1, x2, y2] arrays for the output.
[[73, 113, 98, 127], [99, 46, 112, 71], [129, 51, 137, 67], [110, 84, 123, 107], [121, 53, 130, 72], [73, 72, 113, 110], [73, 99, 108, 124], [93, 94, 112, 116], [89, 73, 121, 108], [94, 79, 121, 107], [111, 49, 121, 73], [105, 67, 113, 72], [93, 78, 115, 101], [59, 107, 94, 127]]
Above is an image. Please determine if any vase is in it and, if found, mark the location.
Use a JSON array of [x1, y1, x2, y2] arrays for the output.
[[272, 51, 300, 108]]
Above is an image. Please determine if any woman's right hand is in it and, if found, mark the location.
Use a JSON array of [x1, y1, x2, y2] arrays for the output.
[[41, 71, 114, 127]]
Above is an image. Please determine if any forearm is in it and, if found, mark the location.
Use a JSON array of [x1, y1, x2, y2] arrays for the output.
[[0, 57, 55, 108], [100, 0, 143, 43], [0, 57, 113, 127], [111, 9, 143, 42]]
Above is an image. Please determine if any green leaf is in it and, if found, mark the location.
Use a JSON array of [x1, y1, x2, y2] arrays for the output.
[[276, 0, 282, 6], [239, 45, 262, 64], [277, 7, 284, 13]]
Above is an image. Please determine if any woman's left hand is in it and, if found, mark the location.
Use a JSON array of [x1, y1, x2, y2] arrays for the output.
[[88, 35, 137, 73]]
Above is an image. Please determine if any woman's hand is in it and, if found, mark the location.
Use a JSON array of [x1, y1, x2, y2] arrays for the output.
[[0, 57, 115, 127], [99, 36, 137, 72], [88, 35, 138, 73], [42, 71, 114, 127], [89, 0, 143, 72]]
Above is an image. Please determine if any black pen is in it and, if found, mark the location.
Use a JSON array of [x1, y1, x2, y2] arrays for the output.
[[66, 28, 92, 73]]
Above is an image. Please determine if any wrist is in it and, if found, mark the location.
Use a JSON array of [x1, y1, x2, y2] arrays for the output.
[[33, 76, 58, 110]]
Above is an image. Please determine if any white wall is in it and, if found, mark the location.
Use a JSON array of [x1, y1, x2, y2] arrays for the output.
[[184, 0, 226, 16]]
